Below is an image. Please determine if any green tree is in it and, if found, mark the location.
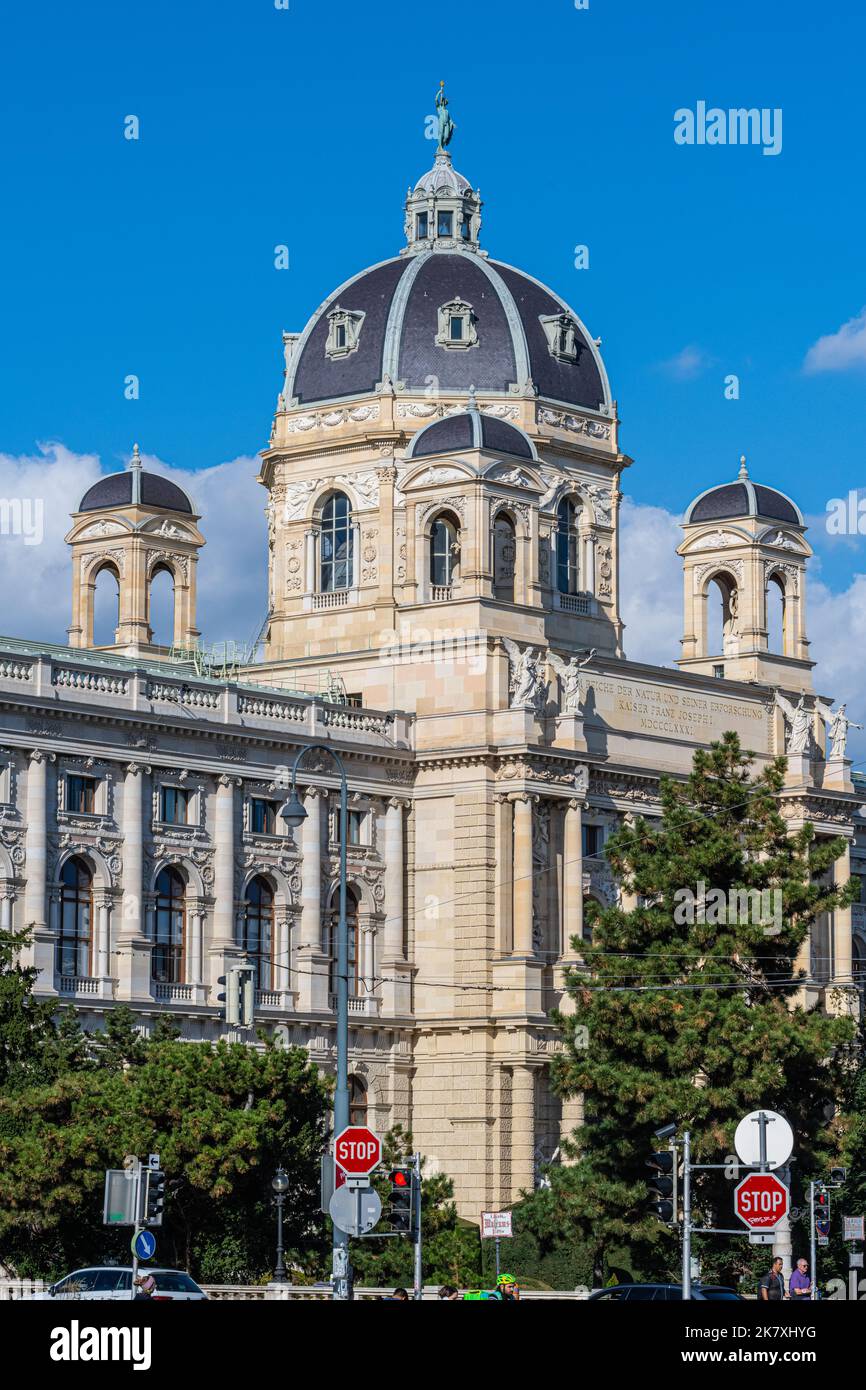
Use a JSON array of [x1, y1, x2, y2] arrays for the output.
[[0, 1031, 330, 1282], [546, 733, 856, 1283], [345, 1127, 481, 1289], [0, 928, 57, 1091]]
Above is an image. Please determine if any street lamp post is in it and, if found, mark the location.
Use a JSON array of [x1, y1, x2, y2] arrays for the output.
[[280, 744, 350, 1301], [272, 1167, 289, 1283]]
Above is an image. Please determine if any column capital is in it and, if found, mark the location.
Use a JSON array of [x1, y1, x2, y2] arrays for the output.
[[302, 784, 328, 802], [125, 762, 151, 777], [566, 796, 586, 812], [217, 774, 242, 790], [508, 790, 538, 807], [386, 796, 410, 811], [29, 748, 56, 766]]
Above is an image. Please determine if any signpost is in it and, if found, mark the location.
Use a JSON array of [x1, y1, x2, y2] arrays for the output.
[[734, 1110, 794, 1171], [328, 1185, 382, 1238], [132, 1228, 156, 1261], [735, 1172, 790, 1231], [843, 1216, 865, 1242], [334, 1126, 382, 1177], [481, 1210, 513, 1280]]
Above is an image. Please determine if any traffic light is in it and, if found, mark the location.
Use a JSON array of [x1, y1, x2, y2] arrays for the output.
[[815, 1187, 831, 1231], [829, 1167, 846, 1188], [217, 967, 256, 1026], [144, 1170, 166, 1227], [646, 1149, 678, 1223], [388, 1167, 413, 1235]]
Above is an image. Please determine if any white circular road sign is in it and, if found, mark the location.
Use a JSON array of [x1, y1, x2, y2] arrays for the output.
[[328, 1184, 382, 1237], [734, 1110, 794, 1170]]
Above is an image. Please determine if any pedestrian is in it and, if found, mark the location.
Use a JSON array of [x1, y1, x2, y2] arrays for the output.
[[758, 1257, 788, 1301], [133, 1272, 156, 1300], [491, 1273, 520, 1301], [385, 1287, 409, 1301], [789, 1258, 812, 1300], [438, 1285, 460, 1300]]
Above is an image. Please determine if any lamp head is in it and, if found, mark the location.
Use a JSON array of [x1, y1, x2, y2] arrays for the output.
[[279, 790, 307, 829]]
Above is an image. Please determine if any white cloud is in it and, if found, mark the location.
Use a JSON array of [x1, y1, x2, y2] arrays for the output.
[[0, 443, 266, 649], [618, 497, 683, 666], [655, 345, 714, 381], [803, 307, 866, 374]]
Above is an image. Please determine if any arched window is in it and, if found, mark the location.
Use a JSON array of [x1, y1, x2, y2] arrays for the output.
[[320, 493, 354, 592], [349, 1074, 368, 1126], [706, 575, 738, 657], [153, 866, 186, 984], [430, 512, 460, 590], [556, 498, 580, 595], [766, 573, 786, 654], [148, 564, 175, 647], [326, 887, 360, 998], [58, 856, 93, 977], [493, 513, 516, 603], [92, 564, 120, 647], [244, 875, 275, 989]]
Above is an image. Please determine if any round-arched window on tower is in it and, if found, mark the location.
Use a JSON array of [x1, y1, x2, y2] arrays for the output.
[[244, 875, 275, 990], [556, 498, 580, 595], [430, 513, 460, 591], [320, 493, 354, 593]]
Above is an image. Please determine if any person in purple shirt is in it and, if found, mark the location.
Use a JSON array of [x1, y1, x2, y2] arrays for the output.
[[789, 1258, 813, 1299]]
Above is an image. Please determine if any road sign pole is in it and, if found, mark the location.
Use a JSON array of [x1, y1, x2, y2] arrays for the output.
[[413, 1152, 423, 1301], [333, 770, 350, 1300], [810, 1182, 817, 1301], [129, 1159, 142, 1303], [495, 1236, 501, 1281], [682, 1130, 692, 1301]]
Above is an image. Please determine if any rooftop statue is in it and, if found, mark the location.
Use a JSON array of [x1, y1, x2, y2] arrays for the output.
[[435, 80, 455, 152]]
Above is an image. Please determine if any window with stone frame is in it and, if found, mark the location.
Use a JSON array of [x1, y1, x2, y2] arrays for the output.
[[243, 875, 275, 990], [319, 492, 354, 592], [250, 796, 279, 836], [435, 296, 478, 350], [57, 855, 93, 978], [159, 784, 193, 826], [66, 773, 98, 815], [152, 866, 186, 984], [325, 306, 365, 359]]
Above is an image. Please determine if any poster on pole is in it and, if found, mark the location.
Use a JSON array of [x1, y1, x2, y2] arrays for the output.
[[481, 1211, 513, 1239], [843, 1216, 865, 1242]]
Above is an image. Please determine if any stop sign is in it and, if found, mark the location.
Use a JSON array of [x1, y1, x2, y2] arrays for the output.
[[334, 1126, 382, 1176], [735, 1172, 789, 1230]]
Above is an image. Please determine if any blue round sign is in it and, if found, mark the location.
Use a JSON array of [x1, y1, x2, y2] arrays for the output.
[[132, 1228, 156, 1261]]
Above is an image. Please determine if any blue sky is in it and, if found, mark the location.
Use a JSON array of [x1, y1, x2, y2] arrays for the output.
[[1, 0, 865, 596]]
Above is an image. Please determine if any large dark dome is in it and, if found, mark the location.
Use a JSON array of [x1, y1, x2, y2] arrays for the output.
[[79, 469, 194, 515], [286, 251, 609, 414], [685, 470, 803, 526]]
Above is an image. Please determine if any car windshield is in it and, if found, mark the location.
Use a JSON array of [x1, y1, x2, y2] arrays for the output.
[[698, 1288, 741, 1300]]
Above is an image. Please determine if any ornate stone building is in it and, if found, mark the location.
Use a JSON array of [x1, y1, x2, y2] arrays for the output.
[[2, 112, 864, 1217]]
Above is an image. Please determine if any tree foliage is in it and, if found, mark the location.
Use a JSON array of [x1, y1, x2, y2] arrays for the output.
[[545, 734, 857, 1282]]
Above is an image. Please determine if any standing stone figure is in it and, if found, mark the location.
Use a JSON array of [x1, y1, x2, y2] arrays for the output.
[[775, 691, 813, 756], [548, 649, 597, 714], [503, 638, 547, 715], [816, 700, 863, 761]]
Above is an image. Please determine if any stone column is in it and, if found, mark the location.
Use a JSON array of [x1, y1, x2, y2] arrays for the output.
[[190, 906, 204, 985], [25, 749, 56, 992], [564, 797, 584, 951], [381, 797, 411, 1015], [209, 776, 240, 991], [304, 528, 316, 594], [116, 762, 152, 999], [276, 914, 291, 1002], [0, 891, 13, 931], [495, 794, 513, 953], [832, 842, 856, 1014], [510, 1063, 538, 1199], [375, 464, 398, 612], [511, 794, 534, 955], [95, 895, 110, 977], [297, 786, 328, 1011]]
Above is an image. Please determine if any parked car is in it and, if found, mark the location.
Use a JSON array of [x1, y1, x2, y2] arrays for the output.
[[36, 1266, 207, 1301], [588, 1283, 742, 1301]]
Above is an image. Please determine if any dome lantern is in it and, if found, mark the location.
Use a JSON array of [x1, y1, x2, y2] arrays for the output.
[[403, 85, 483, 256]]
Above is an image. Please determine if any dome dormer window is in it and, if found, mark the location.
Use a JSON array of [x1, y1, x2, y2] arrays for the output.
[[540, 313, 581, 365], [325, 307, 365, 360], [437, 210, 453, 238], [416, 211, 429, 240], [436, 297, 478, 351]]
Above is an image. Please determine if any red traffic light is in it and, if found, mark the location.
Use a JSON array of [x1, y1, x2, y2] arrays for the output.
[[389, 1168, 411, 1187]]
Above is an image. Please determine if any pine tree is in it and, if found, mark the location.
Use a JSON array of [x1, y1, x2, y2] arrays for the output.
[[547, 733, 857, 1282]]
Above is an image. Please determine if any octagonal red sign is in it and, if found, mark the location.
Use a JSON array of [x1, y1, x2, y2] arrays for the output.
[[734, 1172, 789, 1230], [334, 1126, 382, 1176]]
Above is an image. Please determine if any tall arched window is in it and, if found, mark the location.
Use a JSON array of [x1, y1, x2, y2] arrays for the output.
[[148, 564, 175, 646], [153, 866, 186, 984], [320, 492, 353, 592], [349, 1074, 368, 1126], [92, 563, 120, 647], [766, 573, 786, 653], [556, 498, 580, 595], [326, 887, 360, 997], [493, 513, 516, 603], [430, 512, 460, 590], [244, 875, 275, 989], [58, 856, 93, 977]]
